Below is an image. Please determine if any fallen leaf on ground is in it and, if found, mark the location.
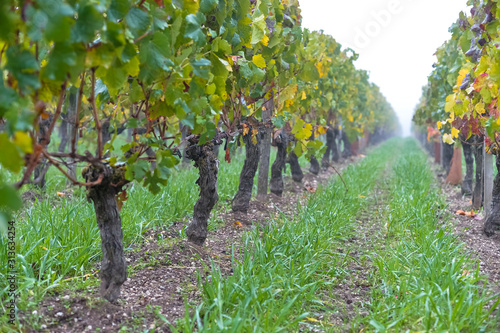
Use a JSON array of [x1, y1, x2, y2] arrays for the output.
[[56, 192, 66, 197], [465, 210, 477, 218], [305, 186, 316, 193], [456, 210, 466, 215], [233, 221, 243, 227]]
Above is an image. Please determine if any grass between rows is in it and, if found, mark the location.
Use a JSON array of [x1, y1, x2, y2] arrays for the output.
[[355, 139, 500, 332], [168, 141, 395, 332]]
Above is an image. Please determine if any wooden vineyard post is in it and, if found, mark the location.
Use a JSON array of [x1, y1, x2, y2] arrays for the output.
[[483, 144, 493, 218], [445, 147, 463, 185], [359, 134, 364, 153], [434, 139, 441, 164]]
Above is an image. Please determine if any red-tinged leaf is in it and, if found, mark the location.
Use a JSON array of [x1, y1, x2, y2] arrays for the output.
[[305, 186, 316, 193], [456, 210, 466, 216], [225, 147, 231, 163], [116, 190, 128, 211], [242, 124, 249, 136], [183, 81, 190, 93], [465, 210, 477, 218], [153, 0, 164, 7]]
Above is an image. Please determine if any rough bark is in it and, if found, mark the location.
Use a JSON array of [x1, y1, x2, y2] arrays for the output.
[[461, 135, 474, 196], [83, 165, 128, 303], [181, 123, 191, 165], [34, 116, 51, 189], [472, 136, 484, 210], [484, 153, 500, 236], [442, 142, 454, 175], [257, 104, 272, 200], [309, 156, 320, 175], [270, 132, 289, 196], [101, 118, 111, 157], [185, 144, 219, 245], [341, 131, 352, 158], [58, 115, 69, 153], [331, 128, 340, 163], [232, 133, 260, 212], [287, 150, 304, 183], [321, 128, 334, 169], [67, 92, 78, 183], [213, 144, 221, 159]]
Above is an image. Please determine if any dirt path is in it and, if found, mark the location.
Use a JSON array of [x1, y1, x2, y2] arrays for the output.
[[322, 152, 397, 331], [22, 158, 361, 333], [434, 165, 500, 293]]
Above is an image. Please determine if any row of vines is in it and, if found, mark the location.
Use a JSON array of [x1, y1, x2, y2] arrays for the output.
[[413, 0, 500, 236], [0, 0, 398, 303]]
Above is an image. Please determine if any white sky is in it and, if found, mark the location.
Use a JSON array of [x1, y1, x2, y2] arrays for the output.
[[300, 0, 469, 136]]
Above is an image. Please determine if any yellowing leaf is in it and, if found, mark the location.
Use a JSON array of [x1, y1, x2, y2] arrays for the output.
[[261, 34, 269, 46], [451, 127, 459, 139], [14, 131, 33, 153], [437, 121, 442, 130], [251, 128, 258, 145], [348, 114, 354, 122], [252, 54, 266, 69], [443, 133, 455, 144], [456, 69, 469, 89], [475, 101, 485, 114], [242, 124, 249, 136], [316, 62, 325, 78], [301, 91, 307, 100], [306, 317, 319, 322]]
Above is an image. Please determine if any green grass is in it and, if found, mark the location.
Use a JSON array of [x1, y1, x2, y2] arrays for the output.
[[168, 141, 392, 332], [355, 139, 500, 332]]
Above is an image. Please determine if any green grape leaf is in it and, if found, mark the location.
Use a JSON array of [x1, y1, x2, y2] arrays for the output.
[[251, 14, 267, 45], [144, 169, 168, 194], [109, 0, 131, 22], [200, 0, 218, 13], [184, 13, 207, 46], [5, 46, 40, 92], [72, 4, 103, 43], [0, 133, 23, 173], [126, 7, 151, 39], [0, 184, 22, 211], [191, 58, 211, 79]]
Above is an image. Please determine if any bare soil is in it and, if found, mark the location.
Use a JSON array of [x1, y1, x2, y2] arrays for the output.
[[433, 165, 500, 293]]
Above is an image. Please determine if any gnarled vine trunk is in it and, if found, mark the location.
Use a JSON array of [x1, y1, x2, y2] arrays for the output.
[[322, 128, 334, 169], [309, 156, 320, 175], [484, 154, 500, 236], [186, 144, 219, 245], [472, 135, 484, 210], [270, 132, 289, 196], [341, 131, 352, 158], [442, 142, 454, 175], [232, 133, 260, 212], [83, 165, 128, 303], [287, 150, 304, 183], [461, 135, 474, 196], [257, 100, 273, 200], [331, 128, 340, 163]]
